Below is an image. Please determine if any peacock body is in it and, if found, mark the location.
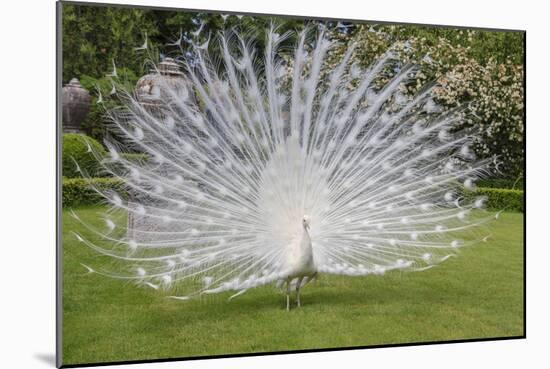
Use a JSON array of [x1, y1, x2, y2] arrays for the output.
[[73, 26, 495, 309]]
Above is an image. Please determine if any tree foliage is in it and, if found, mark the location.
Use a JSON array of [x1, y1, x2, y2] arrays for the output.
[[62, 3, 524, 178], [62, 3, 306, 84], [62, 4, 159, 82]]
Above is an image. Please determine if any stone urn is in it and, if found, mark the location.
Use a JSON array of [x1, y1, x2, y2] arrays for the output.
[[135, 57, 190, 116], [62, 78, 91, 133]]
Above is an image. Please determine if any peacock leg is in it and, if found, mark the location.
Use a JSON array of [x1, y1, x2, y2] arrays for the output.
[[296, 277, 304, 307], [286, 278, 291, 311]]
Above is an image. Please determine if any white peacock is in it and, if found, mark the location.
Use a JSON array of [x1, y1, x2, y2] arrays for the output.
[[72, 25, 496, 310]]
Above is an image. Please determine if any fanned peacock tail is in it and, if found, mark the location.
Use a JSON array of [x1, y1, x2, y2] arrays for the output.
[[71, 26, 497, 301]]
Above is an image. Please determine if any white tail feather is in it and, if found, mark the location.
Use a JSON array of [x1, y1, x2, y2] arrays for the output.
[[74, 27, 495, 301]]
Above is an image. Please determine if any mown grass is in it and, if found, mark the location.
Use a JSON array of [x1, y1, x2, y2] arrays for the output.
[[62, 207, 524, 366]]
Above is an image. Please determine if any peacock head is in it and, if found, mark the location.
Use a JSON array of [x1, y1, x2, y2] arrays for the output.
[[302, 215, 311, 231]]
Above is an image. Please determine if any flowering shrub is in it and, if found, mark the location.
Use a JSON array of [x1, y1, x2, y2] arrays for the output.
[[433, 51, 524, 177], [282, 25, 524, 178], [336, 26, 523, 178]]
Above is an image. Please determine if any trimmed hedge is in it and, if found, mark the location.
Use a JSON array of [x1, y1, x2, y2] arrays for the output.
[[62, 133, 106, 178], [122, 153, 148, 163], [62, 177, 125, 207], [62, 178, 524, 212], [468, 187, 524, 212], [477, 178, 524, 190]]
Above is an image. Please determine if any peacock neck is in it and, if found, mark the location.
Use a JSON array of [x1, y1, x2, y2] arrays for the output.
[[300, 226, 313, 256]]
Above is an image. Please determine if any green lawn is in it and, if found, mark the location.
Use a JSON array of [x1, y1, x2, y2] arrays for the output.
[[62, 207, 524, 366]]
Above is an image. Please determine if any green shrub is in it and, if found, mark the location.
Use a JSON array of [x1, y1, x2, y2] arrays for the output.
[[467, 187, 524, 212], [62, 177, 125, 207], [63, 133, 149, 179], [62, 133, 106, 178]]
